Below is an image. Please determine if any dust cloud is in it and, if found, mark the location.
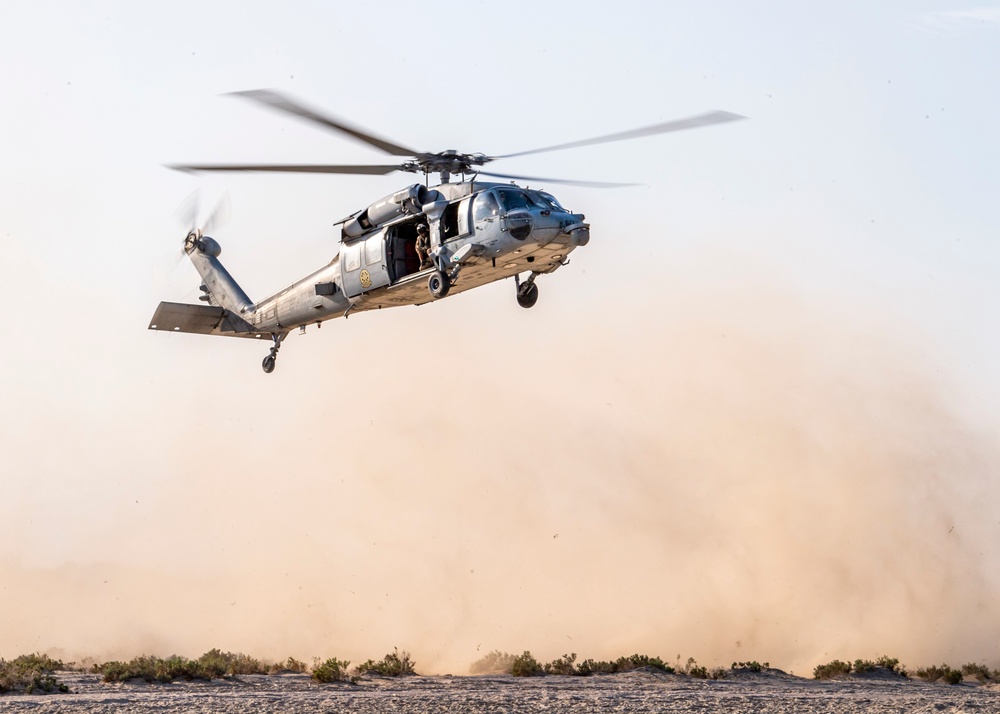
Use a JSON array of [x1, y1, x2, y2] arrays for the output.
[[2, 253, 999, 675]]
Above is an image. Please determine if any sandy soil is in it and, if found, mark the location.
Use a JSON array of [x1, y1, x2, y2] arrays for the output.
[[2, 670, 999, 713]]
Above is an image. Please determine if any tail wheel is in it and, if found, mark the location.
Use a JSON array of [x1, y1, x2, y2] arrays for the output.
[[262, 354, 276, 373], [428, 270, 450, 299], [517, 282, 539, 309]]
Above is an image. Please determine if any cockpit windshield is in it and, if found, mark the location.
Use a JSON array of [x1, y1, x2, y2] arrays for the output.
[[525, 190, 566, 212], [497, 189, 533, 212]]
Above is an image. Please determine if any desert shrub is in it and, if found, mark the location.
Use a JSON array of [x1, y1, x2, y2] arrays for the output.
[[12, 654, 65, 672], [197, 649, 267, 677], [687, 663, 709, 679], [731, 661, 769, 672], [354, 648, 415, 677], [576, 658, 615, 675], [270, 657, 309, 674], [98, 651, 299, 680], [853, 659, 877, 674], [615, 654, 672, 673], [961, 663, 992, 682], [544, 653, 579, 676], [813, 660, 852, 679], [875, 656, 907, 676], [916, 664, 963, 685], [0, 654, 69, 694], [312, 658, 352, 683], [681, 657, 709, 678], [684, 659, 708, 679], [470, 650, 517, 675], [97, 655, 214, 683], [576, 653, 674, 675], [511, 651, 544, 677]]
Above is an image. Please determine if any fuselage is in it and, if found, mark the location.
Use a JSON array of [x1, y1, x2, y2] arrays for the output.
[[243, 181, 589, 333]]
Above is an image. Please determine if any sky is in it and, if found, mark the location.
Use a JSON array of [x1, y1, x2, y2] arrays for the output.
[[0, 1, 998, 674]]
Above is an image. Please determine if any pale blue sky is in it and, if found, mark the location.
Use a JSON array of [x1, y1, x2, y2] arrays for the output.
[[0, 1, 998, 668]]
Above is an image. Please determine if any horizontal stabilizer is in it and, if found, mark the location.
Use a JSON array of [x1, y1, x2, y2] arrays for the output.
[[148, 302, 270, 339]]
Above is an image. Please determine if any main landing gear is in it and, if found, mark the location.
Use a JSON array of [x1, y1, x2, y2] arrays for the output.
[[427, 269, 450, 299], [262, 333, 286, 374], [515, 273, 539, 309]]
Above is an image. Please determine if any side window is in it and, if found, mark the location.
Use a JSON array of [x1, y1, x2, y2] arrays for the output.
[[473, 191, 500, 222], [365, 235, 382, 265], [344, 242, 361, 272], [457, 197, 472, 236]]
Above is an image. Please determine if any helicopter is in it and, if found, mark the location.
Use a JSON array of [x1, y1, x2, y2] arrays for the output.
[[149, 90, 743, 373]]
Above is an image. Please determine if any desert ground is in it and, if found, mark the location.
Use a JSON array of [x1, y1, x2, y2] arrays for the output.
[[3, 669, 999, 713]]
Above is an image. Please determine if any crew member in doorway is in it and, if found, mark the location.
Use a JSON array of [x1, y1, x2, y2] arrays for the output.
[[415, 223, 431, 269]]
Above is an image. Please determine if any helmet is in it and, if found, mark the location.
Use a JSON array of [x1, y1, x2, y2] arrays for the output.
[[416, 224, 428, 233]]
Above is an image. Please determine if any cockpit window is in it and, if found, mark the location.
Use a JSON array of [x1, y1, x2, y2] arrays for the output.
[[497, 189, 533, 212], [473, 191, 500, 222], [538, 191, 567, 212], [525, 190, 564, 211]]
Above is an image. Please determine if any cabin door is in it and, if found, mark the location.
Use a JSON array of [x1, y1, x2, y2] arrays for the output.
[[341, 231, 391, 297]]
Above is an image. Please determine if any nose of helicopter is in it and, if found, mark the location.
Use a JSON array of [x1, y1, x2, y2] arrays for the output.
[[555, 213, 589, 246], [565, 220, 589, 245]]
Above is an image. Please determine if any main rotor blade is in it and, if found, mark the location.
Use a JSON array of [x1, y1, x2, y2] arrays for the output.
[[168, 163, 403, 175], [227, 89, 418, 157], [494, 110, 746, 160], [477, 170, 639, 189]]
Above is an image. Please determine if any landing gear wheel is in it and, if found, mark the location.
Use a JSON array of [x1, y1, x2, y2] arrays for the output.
[[516, 282, 539, 309], [428, 270, 450, 299], [262, 354, 276, 374]]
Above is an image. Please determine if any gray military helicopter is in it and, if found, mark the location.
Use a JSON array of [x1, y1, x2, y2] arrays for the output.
[[149, 90, 742, 373]]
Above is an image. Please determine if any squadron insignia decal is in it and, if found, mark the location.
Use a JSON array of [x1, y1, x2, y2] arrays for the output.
[[360, 269, 372, 289]]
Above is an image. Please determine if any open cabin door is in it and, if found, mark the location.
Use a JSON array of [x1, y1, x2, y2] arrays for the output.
[[341, 231, 391, 298]]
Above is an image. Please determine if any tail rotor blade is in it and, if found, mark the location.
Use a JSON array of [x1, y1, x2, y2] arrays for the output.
[[173, 188, 230, 234], [175, 189, 202, 232], [202, 191, 230, 234]]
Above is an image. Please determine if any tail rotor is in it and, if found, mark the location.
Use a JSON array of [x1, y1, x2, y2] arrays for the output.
[[154, 190, 231, 293], [174, 188, 230, 256]]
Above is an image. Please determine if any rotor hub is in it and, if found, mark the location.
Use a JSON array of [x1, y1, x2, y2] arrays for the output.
[[406, 151, 489, 178], [184, 229, 202, 252]]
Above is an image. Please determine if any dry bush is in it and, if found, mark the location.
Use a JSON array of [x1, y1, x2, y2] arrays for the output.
[[544, 653, 580, 676], [269, 656, 309, 674], [0, 654, 68, 694], [576, 654, 673, 675], [354, 648, 416, 677], [198, 649, 268, 676], [731, 661, 769, 673], [961, 663, 993, 682], [916, 664, 963, 685], [875, 656, 907, 677], [813, 660, 852, 679], [510, 652, 544, 677], [312, 658, 352, 683]]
